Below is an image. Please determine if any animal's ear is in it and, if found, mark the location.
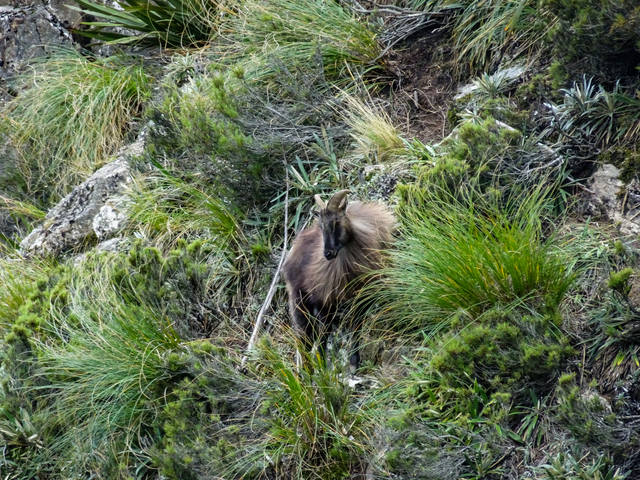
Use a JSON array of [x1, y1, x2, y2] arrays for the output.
[[314, 194, 326, 210], [327, 189, 350, 212]]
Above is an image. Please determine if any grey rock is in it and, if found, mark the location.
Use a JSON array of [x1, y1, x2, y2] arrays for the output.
[[20, 157, 131, 256], [0, 3, 74, 78], [72, 236, 128, 267], [92, 194, 129, 240], [590, 163, 624, 215], [95, 236, 126, 253], [47, 0, 83, 30], [19, 127, 148, 256], [587, 163, 640, 236]]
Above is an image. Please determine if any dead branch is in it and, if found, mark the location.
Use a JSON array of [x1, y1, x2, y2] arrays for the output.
[[241, 177, 289, 369]]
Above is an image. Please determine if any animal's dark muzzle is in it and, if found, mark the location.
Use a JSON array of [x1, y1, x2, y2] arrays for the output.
[[324, 249, 338, 260]]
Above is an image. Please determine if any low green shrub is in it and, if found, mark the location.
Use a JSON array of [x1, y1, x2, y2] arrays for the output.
[[430, 308, 573, 404], [608, 268, 634, 293], [554, 374, 635, 452], [541, 0, 640, 77], [109, 239, 235, 338], [587, 289, 640, 390], [146, 73, 276, 210], [374, 419, 508, 480], [405, 116, 566, 197], [150, 342, 267, 479]]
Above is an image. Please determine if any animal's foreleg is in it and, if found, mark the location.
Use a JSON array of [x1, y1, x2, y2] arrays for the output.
[[292, 298, 314, 372], [317, 324, 331, 368], [349, 335, 361, 374]]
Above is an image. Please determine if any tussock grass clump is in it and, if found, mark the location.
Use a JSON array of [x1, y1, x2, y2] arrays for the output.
[[376, 186, 574, 333], [4, 50, 150, 206], [37, 306, 181, 477], [257, 339, 371, 479], [226, 0, 381, 83], [129, 171, 244, 249], [413, 0, 551, 76], [0, 238, 239, 476], [450, 0, 549, 76], [341, 92, 406, 162]]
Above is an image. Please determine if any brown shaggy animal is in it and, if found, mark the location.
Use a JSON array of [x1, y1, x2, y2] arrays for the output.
[[283, 190, 395, 371]]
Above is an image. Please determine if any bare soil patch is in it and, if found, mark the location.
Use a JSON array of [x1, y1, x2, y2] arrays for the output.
[[385, 28, 457, 143]]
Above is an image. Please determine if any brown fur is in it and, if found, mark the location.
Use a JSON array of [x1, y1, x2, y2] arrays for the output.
[[283, 199, 395, 365]]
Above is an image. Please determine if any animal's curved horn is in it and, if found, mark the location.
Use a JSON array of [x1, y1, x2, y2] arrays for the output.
[[314, 194, 326, 210], [327, 189, 350, 212]]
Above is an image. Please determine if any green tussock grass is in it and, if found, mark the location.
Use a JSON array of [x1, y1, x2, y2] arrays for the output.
[[451, 0, 550, 76], [224, 0, 382, 83], [412, 0, 553, 76], [374, 186, 575, 333], [128, 171, 244, 248], [3, 49, 151, 206], [256, 337, 371, 479], [341, 92, 407, 162], [36, 305, 181, 477], [4, 239, 232, 476]]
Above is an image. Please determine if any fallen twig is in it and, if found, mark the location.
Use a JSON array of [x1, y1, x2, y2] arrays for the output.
[[241, 176, 289, 369]]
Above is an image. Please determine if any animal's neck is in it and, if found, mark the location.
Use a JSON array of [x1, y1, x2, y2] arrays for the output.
[[312, 232, 368, 302]]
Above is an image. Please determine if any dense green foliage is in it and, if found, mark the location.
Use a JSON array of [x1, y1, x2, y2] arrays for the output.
[[2, 0, 640, 478], [74, 0, 224, 47]]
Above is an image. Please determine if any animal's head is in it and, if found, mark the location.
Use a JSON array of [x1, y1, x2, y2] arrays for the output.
[[315, 190, 352, 261]]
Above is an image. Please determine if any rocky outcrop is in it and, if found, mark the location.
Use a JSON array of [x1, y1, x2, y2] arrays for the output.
[[0, 0, 86, 104], [584, 163, 640, 236], [20, 131, 146, 256], [0, 2, 75, 78]]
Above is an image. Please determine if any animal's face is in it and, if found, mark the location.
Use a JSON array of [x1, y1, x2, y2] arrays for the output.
[[319, 209, 351, 260]]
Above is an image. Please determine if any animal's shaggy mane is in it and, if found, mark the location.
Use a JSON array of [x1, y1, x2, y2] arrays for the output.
[[298, 201, 395, 305]]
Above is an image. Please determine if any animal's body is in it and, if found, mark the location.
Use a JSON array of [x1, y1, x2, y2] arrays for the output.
[[283, 190, 395, 371]]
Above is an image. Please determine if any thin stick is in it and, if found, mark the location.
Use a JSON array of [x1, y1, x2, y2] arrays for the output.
[[241, 177, 289, 369]]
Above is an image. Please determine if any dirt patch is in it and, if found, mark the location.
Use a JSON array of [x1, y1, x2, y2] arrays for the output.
[[385, 28, 457, 143]]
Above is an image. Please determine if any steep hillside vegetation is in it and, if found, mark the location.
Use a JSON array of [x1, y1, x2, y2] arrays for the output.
[[1, 1, 640, 478]]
